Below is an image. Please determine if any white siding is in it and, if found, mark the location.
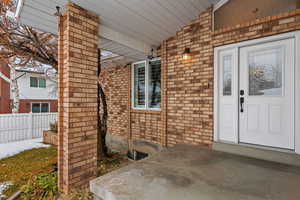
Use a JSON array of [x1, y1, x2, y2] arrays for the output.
[[13, 71, 57, 100]]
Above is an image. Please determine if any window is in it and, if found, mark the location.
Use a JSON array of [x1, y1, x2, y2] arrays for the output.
[[148, 59, 161, 108], [30, 77, 46, 88], [31, 103, 49, 113], [39, 79, 46, 88], [132, 58, 161, 109], [30, 77, 38, 87], [133, 62, 146, 108]]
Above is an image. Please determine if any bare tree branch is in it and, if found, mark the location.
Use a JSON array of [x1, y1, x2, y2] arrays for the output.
[[0, 0, 58, 69]]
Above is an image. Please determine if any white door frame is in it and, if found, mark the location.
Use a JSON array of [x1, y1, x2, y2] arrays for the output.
[[214, 31, 300, 154]]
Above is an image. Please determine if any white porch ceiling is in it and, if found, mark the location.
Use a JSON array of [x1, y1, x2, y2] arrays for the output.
[[18, 0, 220, 62]]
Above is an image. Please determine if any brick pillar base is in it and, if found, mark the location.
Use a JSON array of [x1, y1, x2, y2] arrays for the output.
[[58, 3, 99, 193]]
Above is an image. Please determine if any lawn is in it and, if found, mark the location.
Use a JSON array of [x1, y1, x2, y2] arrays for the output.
[[0, 146, 57, 198], [0, 145, 129, 199]]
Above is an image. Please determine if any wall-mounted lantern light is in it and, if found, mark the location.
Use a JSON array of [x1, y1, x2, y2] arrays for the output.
[[54, 6, 62, 16], [183, 48, 191, 60]]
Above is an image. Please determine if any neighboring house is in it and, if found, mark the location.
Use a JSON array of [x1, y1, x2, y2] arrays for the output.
[[0, 62, 57, 113], [15, 0, 300, 194], [14, 67, 58, 113]]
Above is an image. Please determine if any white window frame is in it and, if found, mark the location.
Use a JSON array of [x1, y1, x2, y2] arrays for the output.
[[131, 58, 161, 111], [31, 102, 50, 113], [30, 77, 46, 88]]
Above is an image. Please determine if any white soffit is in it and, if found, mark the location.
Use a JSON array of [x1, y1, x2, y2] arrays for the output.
[[17, 0, 220, 62]]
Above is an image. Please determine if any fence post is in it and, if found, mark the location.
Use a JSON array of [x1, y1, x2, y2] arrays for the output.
[[28, 112, 33, 139]]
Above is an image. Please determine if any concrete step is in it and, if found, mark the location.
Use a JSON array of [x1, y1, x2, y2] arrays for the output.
[[212, 142, 300, 167]]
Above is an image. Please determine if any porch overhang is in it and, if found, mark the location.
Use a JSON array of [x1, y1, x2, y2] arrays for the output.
[[15, 0, 222, 62]]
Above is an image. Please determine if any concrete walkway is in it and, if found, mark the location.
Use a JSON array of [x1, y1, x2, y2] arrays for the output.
[[90, 145, 300, 200]]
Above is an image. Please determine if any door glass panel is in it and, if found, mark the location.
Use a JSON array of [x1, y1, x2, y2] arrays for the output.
[[223, 55, 232, 96], [248, 48, 283, 96]]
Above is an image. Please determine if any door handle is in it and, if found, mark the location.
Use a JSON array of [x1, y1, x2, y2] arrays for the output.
[[240, 97, 244, 113]]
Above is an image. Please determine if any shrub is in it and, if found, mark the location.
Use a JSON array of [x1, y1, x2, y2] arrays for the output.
[[21, 172, 58, 199]]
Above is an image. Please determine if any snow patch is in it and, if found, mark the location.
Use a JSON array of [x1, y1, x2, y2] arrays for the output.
[[0, 182, 13, 199], [0, 138, 50, 160]]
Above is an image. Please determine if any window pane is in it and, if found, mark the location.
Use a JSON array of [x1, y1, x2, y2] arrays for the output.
[[223, 55, 232, 96], [30, 77, 38, 87], [249, 48, 282, 96], [148, 59, 161, 108], [41, 103, 49, 113], [39, 79, 46, 88], [32, 103, 40, 113], [134, 63, 146, 108]]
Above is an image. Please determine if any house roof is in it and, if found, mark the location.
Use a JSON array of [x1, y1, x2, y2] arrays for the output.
[[15, 66, 56, 75], [15, 0, 222, 63]]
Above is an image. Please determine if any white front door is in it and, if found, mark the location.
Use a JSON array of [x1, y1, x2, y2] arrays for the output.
[[239, 39, 295, 149]]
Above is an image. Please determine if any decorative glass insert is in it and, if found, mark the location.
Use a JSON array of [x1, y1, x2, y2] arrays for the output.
[[133, 62, 146, 108], [223, 55, 232, 96], [30, 77, 38, 87], [248, 48, 283, 96], [38, 79, 46, 88], [148, 59, 161, 108]]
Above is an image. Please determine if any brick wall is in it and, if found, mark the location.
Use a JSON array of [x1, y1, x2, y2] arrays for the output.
[[58, 3, 99, 193], [0, 61, 11, 114], [100, 65, 130, 137], [165, 8, 300, 147], [166, 9, 214, 146], [130, 111, 163, 145], [213, 9, 300, 46], [100, 64, 166, 150], [101, 8, 300, 150], [18, 99, 57, 113]]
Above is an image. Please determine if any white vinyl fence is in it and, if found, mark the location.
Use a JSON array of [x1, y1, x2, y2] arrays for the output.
[[0, 113, 57, 144]]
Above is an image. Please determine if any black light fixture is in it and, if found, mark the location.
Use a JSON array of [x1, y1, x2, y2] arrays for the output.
[[183, 48, 191, 60], [54, 6, 62, 17], [147, 48, 154, 60]]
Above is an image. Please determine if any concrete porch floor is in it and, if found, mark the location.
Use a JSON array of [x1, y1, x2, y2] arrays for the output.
[[90, 145, 300, 200]]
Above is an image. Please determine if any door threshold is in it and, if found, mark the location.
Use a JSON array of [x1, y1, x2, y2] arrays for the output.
[[238, 142, 295, 154], [213, 141, 300, 167]]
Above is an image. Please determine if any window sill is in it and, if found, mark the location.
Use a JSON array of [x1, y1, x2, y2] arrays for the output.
[[131, 109, 161, 114]]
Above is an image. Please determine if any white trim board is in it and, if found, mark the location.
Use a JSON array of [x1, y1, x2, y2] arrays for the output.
[[214, 31, 300, 154], [213, 0, 230, 12]]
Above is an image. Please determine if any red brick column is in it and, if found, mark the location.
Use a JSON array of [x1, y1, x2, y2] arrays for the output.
[[58, 3, 99, 193], [161, 41, 168, 147], [0, 61, 11, 114]]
